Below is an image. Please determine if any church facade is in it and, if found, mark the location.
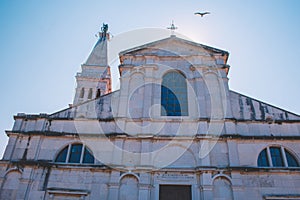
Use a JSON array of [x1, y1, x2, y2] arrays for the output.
[[0, 26, 300, 200]]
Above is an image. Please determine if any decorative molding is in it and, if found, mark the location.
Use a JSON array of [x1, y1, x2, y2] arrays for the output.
[[47, 187, 89, 196]]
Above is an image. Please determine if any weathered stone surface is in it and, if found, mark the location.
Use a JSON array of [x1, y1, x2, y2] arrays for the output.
[[1, 34, 300, 200]]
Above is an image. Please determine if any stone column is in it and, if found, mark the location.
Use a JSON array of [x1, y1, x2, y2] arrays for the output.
[[192, 184, 200, 200], [142, 66, 155, 120], [227, 140, 240, 166], [118, 76, 130, 118], [140, 139, 152, 167], [107, 171, 120, 200], [231, 173, 243, 200], [138, 184, 151, 200], [107, 183, 119, 200], [111, 139, 123, 166], [201, 172, 213, 200]]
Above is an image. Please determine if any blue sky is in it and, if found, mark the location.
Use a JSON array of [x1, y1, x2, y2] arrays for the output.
[[1, 0, 300, 157]]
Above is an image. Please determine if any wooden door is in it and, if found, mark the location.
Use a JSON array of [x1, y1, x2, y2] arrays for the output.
[[159, 185, 191, 200]]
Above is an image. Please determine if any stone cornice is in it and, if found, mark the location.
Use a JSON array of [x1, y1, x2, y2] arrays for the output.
[[5, 130, 300, 141], [2, 160, 299, 174], [13, 114, 300, 124]]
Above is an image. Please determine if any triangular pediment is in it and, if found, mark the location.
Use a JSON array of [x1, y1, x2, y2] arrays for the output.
[[119, 36, 229, 59]]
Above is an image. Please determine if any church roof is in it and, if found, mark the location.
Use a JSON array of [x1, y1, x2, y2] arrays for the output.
[[229, 90, 300, 121], [45, 89, 300, 122]]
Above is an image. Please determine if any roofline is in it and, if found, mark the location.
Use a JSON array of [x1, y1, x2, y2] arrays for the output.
[[13, 90, 120, 120], [49, 90, 120, 117], [119, 35, 229, 57], [230, 90, 300, 117]]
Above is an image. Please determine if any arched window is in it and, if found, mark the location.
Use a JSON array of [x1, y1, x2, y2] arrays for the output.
[[258, 146, 299, 167], [161, 71, 188, 116], [96, 89, 101, 98], [55, 143, 95, 164], [87, 88, 93, 99], [79, 88, 85, 98]]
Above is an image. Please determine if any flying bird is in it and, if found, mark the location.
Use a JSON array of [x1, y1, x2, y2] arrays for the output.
[[194, 12, 210, 17]]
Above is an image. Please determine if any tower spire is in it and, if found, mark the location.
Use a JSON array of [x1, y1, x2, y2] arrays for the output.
[[73, 23, 112, 105], [85, 23, 109, 66]]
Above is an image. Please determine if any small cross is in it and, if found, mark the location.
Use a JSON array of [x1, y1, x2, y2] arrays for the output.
[[167, 20, 178, 36]]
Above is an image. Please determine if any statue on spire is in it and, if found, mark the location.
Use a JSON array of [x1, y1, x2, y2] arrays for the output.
[[96, 23, 109, 40], [101, 23, 108, 34]]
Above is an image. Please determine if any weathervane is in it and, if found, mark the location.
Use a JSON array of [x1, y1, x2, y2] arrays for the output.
[[167, 20, 178, 36]]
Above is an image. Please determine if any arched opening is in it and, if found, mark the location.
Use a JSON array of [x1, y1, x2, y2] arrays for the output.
[[96, 89, 101, 98], [161, 71, 188, 116], [213, 177, 233, 200], [119, 175, 139, 200], [88, 88, 93, 99], [258, 146, 299, 167], [79, 87, 85, 98], [0, 171, 21, 200], [55, 143, 95, 164]]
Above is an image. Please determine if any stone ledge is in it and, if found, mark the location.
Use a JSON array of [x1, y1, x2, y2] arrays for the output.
[[47, 187, 90, 196]]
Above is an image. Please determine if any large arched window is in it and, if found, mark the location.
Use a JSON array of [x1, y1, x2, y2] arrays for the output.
[[55, 143, 95, 164], [161, 71, 188, 116], [258, 146, 299, 167]]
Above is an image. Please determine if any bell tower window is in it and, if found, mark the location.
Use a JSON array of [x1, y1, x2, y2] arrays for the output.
[[96, 89, 101, 98], [79, 88, 85, 98], [88, 88, 93, 99]]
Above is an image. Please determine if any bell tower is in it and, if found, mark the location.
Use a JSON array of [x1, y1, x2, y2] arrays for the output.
[[73, 24, 112, 105]]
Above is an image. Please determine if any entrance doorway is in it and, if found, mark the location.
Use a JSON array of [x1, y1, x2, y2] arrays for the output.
[[159, 185, 191, 200]]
